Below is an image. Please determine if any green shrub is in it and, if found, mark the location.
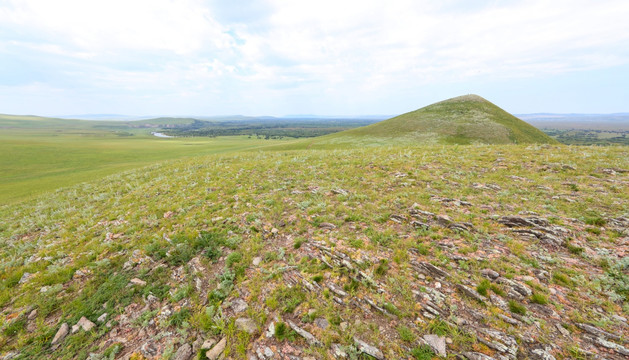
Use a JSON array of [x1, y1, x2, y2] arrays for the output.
[[225, 252, 242, 267], [508, 300, 527, 315], [375, 259, 389, 276], [476, 279, 491, 297], [411, 345, 435, 360], [530, 293, 548, 305], [397, 325, 415, 342]]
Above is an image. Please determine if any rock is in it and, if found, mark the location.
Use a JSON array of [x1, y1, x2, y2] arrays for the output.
[[266, 322, 275, 338], [172, 343, 192, 360], [576, 322, 622, 341], [332, 343, 348, 358], [129, 278, 146, 286], [531, 348, 556, 360], [457, 284, 486, 303], [423, 334, 447, 357], [498, 216, 549, 228], [231, 299, 248, 314], [252, 257, 262, 266], [592, 336, 629, 356], [332, 189, 348, 196], [76, 316, 96, 331], [481, 269, 500, 280], [319, 222, 336, 230], [201, 339, 217, 349], [51, 323, 69, 345], [27, 309, 37, 320], [97, 313, 108, 323], [463, 352, 496, 360], [19, 272, 33, 284], [287, 320, 321, 346], [314, 317, 329, 329], [141, 341, 158, 357], [235, 318, 257, 334], [71, 324, 80, 334], [354, 337, 384, 360], [206, 337, 226, 360]]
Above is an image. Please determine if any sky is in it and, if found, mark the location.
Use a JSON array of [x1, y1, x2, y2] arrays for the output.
[[0, 0, 628, 117]]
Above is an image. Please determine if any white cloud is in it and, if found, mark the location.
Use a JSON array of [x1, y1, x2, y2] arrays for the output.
[[0, 0, 628, 114]]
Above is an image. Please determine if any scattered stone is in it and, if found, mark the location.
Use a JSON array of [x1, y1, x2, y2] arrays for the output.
[[332, 188, 349, 196], [51, 323, 69, 345], [141, 341, 158, 357], [287, 320, 321, 346], [576, 323, 622, 341], [163, 211, 174, 218], [463, 352, 496, 360], [76, 316, 96, 332], [97, 313, 108, 323], [481, 269, 499, 280], [591, 336, 629, 356], [414, 261, 450, 279], [319, 222, 337, 230], [555, 323, 570, 337], [531, 348, 556, 360], [206, 337, 226, 360], [19, 272, 33, 284], [201, 339, 217, 350], [27, 309, 37, 320], [173, 343, 192, 360], [332, 343, 348, 358], [353, 337, 384, 360], [129, 278, 146, 286], [423, 334, 447, 357], [252, 257, 262, 266], [266, 322, 275, 338], [231, 299, 248, 314], [235, 318, 257, 334], [314, 317, 329, 329], [457, 284, 486, 303], [498, 216, 549, 228]]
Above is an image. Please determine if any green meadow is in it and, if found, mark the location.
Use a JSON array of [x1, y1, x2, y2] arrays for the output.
[[0, 116, 288, 204]]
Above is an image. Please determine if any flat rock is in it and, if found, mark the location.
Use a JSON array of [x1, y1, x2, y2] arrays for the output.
[[314, 317, 329, 329], [76, 316, 96, 331], [530, 348, 556, 360], [231, 299, 248, 313], [463, 352, 496, 360], [201, 338, 217, 350], [129, 278, 147, 286], [252, 257, 262, 266], [235, 318, 257, 334], [457, 284, 486, 303], [51, 323, 69, 345], [423, 334, 447, 357], [353, 337, 384, 360], [206, 337, 226, 360], [172, 343, 192, 360], [288, 320, 321, 346]]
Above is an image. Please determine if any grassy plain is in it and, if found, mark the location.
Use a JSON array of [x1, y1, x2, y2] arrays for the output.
[[0, 123, 287, 204], [1, 141, 628, 359]]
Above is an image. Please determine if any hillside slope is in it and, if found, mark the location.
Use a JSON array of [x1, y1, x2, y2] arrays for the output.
[[288, 95, 557, 149], [0, 144, 627, 359]]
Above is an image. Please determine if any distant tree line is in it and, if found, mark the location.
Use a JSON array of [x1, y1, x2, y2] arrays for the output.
[[161, 119, 377, 139]]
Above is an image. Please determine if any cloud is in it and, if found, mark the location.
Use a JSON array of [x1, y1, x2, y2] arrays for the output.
[[0, 0, 628, 114]]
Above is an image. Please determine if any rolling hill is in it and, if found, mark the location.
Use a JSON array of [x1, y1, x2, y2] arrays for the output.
[[291, 95, 558, 148]]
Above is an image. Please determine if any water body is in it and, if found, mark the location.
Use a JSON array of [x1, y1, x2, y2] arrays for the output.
[[151, 132, 173, 138]]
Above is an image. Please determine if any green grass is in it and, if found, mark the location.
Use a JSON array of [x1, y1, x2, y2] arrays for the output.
[[0, 115, 289, 203], [0, 124, 627, 359], [274, 94, 558, 149]]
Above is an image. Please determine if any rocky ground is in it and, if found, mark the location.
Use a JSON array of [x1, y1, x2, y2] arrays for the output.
[[0, 144, 627, 359]]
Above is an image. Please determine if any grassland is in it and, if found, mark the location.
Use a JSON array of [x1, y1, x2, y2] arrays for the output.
[[1, 141, 628, 359], [282, 95, 558, 149], [0, 115, 290, 204]]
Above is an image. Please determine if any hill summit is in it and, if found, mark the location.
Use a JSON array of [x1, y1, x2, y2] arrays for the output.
[[312, 94, 557, 146]]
